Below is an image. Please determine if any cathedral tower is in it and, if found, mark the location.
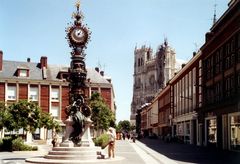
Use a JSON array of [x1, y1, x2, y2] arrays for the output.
[[131, 40, 176, 125]]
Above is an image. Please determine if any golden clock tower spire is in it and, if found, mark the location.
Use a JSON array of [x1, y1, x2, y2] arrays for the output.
[[75, 0, 80, 9]]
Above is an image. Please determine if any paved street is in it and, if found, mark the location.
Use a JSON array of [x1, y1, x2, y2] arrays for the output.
[[137, 138, 240, 164], [0, 139, 240, 164]]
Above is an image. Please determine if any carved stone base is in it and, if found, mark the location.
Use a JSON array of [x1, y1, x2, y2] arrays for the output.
[[60, 140, 74, 147], [26, 118, 117, 163], [79, 119, 95, 147]]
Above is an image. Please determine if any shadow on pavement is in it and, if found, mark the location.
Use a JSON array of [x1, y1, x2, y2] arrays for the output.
[[138, 138, 240, 164]]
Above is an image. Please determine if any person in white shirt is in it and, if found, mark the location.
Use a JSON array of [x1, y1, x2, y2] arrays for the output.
[[107, 127, 116, 158]]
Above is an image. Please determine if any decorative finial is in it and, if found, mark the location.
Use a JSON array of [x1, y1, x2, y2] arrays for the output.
[[73, 0, 82, 25], [164, 37, 168, 46], [213, 2, 217, 25], [75, 0, 80, 10]]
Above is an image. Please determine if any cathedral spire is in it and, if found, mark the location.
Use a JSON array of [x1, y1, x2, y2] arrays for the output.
[[164, 37, 168, 47]]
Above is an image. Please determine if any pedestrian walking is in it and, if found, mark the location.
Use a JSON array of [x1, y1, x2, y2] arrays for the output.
[[52, 133, 58, 147], [122, 132, 125, 140], [107, 127, 116, 158]]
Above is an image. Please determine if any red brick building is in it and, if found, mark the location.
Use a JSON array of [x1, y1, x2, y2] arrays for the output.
[[0, 51, 115, 139], [200, 0, 240, 150]]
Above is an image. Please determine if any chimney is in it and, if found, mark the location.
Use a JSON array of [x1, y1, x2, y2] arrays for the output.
[[0, 50, 3, 71], [181, 63, 186, 68], [205, 32, 214, 42], [100, 70, 104, 76], [95, 67, 99, 72], [193, 52, 196, 57], [40, 56, 47, 68], [27, 58, 31, 62]]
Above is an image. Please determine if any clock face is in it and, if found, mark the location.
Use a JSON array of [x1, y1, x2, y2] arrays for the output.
[[70, 27, 87, 44]]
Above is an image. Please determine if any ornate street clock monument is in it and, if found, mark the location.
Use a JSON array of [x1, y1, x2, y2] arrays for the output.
[[62, 1, 93, 147]]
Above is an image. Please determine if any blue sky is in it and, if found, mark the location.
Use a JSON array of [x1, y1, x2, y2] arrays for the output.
[[0, 0, 229, 122]]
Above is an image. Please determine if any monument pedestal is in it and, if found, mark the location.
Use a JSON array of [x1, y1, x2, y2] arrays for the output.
[[26, 125, 124, 163], [26, 117, 105, 163], [79, 120, 95, 147]]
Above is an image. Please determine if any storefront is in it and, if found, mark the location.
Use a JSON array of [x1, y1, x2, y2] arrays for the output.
[[229, 112, 240, 151], [174, 113, 197, 144], [205, 117, 217, 147]]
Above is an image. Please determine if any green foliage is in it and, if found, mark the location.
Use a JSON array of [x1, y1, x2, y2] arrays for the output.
[[117, 120, 131, 133], [12, 137, 38, 151], [8, 100, 41, 133], [90, 93, 115, 131], [0, 102, 7, 130], [1, 136, 13, 151], [93, 133, 110, 149], [0, 137, 38, 151], [39, 112, 62, 133], [0, 138, 2, 151], [0, 101, 15, 131], [0, 100, 61, 137]]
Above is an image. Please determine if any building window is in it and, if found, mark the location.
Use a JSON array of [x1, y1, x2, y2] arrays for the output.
[[29, 87, 38, 101], [225, 75, 235, 97], [149, 75, 155, 86], [225, 56, 230, 69], [237, 72, 240, 89], [91, 88, 99, 95], [50, 106, 59, 119], [230, 39, 235, 53], [7, 86, 16, 100], [226, 43, 231, 55], [185, 122, 190, 135], [229, 114, 240, 151], [230, 54, 235, 66], [177, 123, 183, 136], [206, 57, 213, 79], [207, 118, 217, 145], [19, 69, 28, 77], [238, 32, 240, 48], [51, 88, 59, 101], [238, 50, 240, 63], [225, 77, 231, 98]]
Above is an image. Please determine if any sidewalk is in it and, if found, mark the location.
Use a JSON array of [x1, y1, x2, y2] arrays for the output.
[[137, 138, 240, 164], [114, 139, 160, 164], [0, 140, 157, 164], [1, 138, 239, 164]]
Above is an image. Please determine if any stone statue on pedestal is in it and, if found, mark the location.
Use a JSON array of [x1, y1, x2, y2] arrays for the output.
[[65, 94, 91, 145]]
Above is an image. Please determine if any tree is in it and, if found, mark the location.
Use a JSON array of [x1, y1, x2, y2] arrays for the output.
[[6, 101, 61, 136], [117, 120, 131, 133], [0, 102, 15, 132], [89, 93, 115, 135], [0, 102, 7, 130], [39, 111, 61, 135], [0, 100, 61, 141], [11, 101, 39, 132], [7, 100, 41, 135]]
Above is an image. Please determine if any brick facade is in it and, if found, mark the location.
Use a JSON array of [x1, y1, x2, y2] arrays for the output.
[[0, 54, 115, 125]]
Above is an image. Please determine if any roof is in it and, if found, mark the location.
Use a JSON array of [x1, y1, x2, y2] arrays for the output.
[[0, 60, 110, 84]]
